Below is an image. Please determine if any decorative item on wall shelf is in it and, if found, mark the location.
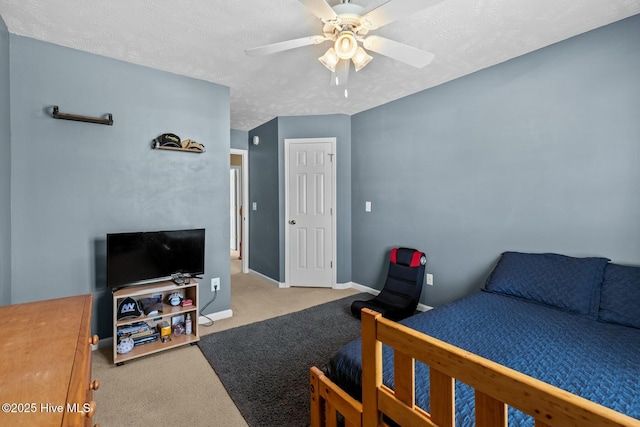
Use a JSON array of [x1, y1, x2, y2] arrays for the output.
[[51, 105, 113, 126], [152, 133, 205, 153]]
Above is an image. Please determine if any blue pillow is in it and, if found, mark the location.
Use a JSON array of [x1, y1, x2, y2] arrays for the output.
[[598, 263, 640, 329], [485, 252, 609, 315]]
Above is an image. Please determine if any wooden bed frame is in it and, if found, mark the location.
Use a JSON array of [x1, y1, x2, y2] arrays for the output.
[[310, 308, 640, 427]]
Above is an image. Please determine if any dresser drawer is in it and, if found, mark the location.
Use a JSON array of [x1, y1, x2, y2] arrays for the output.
[[0, 294, 97, 427]]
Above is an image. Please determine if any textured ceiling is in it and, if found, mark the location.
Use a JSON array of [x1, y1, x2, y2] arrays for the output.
[[1, 0, 639, 130]]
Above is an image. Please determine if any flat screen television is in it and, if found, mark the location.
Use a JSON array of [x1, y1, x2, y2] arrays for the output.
[[107, 228, 205, 290]]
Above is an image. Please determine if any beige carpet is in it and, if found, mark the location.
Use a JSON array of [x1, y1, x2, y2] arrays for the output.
[[91, 252, 358, 427]]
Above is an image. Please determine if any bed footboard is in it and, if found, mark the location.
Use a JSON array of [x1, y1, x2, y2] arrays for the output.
[[310, 366, 363, 427], [310, 308, 640, 427]]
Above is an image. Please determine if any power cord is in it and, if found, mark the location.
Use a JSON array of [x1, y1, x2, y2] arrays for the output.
[[199, 287, 218, 327]]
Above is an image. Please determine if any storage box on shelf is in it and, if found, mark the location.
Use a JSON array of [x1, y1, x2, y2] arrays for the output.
[[112, 279, 199, 365]]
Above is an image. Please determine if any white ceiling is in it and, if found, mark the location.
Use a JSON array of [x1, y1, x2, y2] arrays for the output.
[[1, 0, 638, 131]]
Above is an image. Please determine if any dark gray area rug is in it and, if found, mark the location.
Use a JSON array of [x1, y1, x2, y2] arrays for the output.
[[197, 293, 366, 427]]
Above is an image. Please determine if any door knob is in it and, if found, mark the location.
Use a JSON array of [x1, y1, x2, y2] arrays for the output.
[[289, 220, 296, 225]]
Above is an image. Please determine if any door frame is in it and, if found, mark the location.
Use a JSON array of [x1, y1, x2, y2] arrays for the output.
[[229, 166, 241, 250], [231, 148, 249, 273], [284, 137, 337, 288]]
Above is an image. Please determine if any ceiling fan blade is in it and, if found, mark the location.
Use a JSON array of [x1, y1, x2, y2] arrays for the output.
[[245, 36, 326, 56], [363, 36, 435, 68], [299, 0, 338, 21], [361, 0, 445, 30]]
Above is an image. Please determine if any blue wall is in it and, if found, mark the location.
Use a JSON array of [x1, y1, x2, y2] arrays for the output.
[[248, 115, 352, 284], [248, 118, 280, 280], [351, 15, 640, 307], [0, 16, 10, 306], [231, 128, 248, 150], [8, 36, 231, 338]]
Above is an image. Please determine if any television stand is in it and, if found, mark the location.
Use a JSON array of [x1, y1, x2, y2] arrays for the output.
[[112, 279, 199, 365]]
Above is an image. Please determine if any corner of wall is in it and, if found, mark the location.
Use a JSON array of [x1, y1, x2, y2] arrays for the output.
[[230, 128, 249, 150], [0, 15, 12, 306]]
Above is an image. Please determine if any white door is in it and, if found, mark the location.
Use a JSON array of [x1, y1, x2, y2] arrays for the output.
[[285, 138, 336, 287]]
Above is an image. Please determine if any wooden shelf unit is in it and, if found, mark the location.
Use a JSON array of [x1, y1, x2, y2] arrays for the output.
[[112, 279, 199, 365], [153, 145, 205, 153]]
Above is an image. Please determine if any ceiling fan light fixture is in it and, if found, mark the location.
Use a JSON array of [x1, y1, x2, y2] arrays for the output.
[[334, 31, 358, 59], [318, 47, 339, 72], [352, 47, 373, 72]]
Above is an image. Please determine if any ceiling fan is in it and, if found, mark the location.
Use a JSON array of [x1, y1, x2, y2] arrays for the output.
[[245, 0, 443, 94]]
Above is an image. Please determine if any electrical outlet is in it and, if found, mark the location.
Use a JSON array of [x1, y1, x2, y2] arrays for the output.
[[426, 273, 433, 286], [211, 277, 220, 292]]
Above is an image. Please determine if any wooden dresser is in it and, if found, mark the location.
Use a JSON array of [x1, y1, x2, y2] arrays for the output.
[[0, 294, 99, 426]]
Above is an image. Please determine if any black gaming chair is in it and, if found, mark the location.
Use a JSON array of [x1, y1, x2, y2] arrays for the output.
[[351, 247, 427, 321]]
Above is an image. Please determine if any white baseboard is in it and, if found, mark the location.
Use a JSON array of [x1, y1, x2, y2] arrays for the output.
[[416, 302, 433, 312], [199, 309, 233, 324], [94, 339, 110, 351], [249, 269, 287, 288], [333, 282, 353, 290], [248, 273, 360, 290], [349, 282, 380, 296], [349, 282, 432, 312]]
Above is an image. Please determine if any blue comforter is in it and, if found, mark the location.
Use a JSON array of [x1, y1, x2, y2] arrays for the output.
[[327, 291, 640, 425]]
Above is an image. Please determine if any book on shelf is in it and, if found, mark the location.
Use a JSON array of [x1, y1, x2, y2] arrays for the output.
[[129, 329, 155, 340], [133, 332, 160, 346], [117, 321, 151, 337]]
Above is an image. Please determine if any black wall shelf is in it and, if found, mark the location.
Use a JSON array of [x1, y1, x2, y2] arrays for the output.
[[52, 106, 113, 126]]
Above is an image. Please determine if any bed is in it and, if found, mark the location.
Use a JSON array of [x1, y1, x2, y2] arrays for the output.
[[309, 252, 640, 426]]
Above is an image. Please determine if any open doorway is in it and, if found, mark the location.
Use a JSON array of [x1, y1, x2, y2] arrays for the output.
[[230, 149, 249, 274]]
